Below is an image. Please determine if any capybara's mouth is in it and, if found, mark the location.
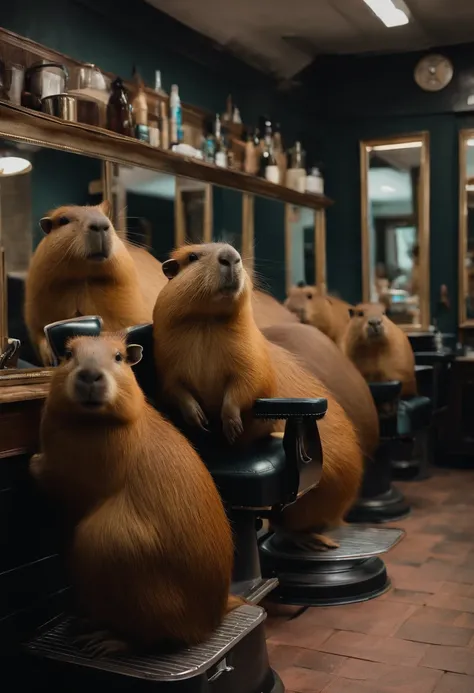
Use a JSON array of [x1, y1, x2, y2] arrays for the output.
[[87, 252, 109, 262]]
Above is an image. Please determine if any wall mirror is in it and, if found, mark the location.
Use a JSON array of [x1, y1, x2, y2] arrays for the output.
[[458, 130, 474, 327], [285, 205, 326, 295], [360, 133, 430, 330], [0, 135, 102, 379]]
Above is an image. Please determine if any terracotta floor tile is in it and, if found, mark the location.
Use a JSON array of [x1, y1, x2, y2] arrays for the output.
[[337, 658, 442, 690], [395, 620, 474, 646], [437, 583, 474, 597], [295, 650, 347, 675], [426, 594, 474, 613], [433, 673, 474, 693], [420, 645, 474, 675], [415, 560, 457, 582], [278, 666, 333, 692], [268, 643, 311, 670], [406, 606, 461, 625], [267, 620, 334, 650], [432, 541, 473, 557], [318, 631, 429, 666], [388, 565, 445, 595], [295, 600, 417, 637], [384, 588, 430, 605], [454, 613, 474, 629]]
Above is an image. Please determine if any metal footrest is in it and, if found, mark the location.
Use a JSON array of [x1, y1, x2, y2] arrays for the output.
[[233, 577, 279, 604], [26, 604, 265, 682]]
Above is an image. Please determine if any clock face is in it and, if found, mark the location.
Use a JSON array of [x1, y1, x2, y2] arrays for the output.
[[414, 54, 454, 92]]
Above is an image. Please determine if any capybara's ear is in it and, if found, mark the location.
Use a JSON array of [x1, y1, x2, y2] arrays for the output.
[[98, 199, 112, 218], [297, 280, 306, 288], [39, 217, 53, 234], [348, 308, 355, 318], [162, 258, 180, 280], [126, 344, 143, 366]]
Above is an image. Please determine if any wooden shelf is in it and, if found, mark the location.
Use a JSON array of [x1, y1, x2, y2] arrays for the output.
[[0, 101, 333, 211]]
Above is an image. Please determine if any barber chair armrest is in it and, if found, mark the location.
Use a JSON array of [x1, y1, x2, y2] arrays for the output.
[[368, 381, 402, 439]]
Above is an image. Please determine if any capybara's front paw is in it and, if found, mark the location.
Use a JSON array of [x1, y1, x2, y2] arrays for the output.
[[181, 399, 209, 431], [29, 453, 44, 479], [222, 414, 244, 444]]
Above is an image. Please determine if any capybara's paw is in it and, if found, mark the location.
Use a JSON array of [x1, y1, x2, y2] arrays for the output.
[[73, 630, 128, 658], [222, 414, 243, 444], [181, 399, 209, 431], [286, 531, 340, 553], [29, 453, 44, 479]]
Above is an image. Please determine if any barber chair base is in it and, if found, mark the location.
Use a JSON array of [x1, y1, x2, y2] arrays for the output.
[[347, 486, 411, 524], [26, 606, 279, 693], [259, 526, 404, 606], [391, 431, 431, 482]]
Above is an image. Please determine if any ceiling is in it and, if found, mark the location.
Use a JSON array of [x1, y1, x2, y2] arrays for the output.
[[146, 0, 474, 78], [369, 168, 411, 203]]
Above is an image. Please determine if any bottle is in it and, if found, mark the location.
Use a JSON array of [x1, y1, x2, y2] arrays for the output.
[[232, 107, 242, 124], [286, 141, 306, 192], [131, 69, 150, 143], [244, 130, 257, 174], [306, 166, 324, 194], [223, 94, 232, 122], [203, 117, 216, 162], [214, 114, 227, 168], [160, 100, 169, 149], [148, 102, 161, 148], [259, 120, 279, 182], [154, 70, 167, 97], [273, 122, 286, 182], [107, 77, 134, 137], [169, 84, 183, 146]]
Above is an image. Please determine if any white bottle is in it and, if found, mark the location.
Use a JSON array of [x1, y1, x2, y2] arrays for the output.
[[306, 167, 324, 194]]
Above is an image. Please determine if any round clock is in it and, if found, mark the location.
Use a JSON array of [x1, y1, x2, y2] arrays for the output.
[[414, 54, 454, 92]]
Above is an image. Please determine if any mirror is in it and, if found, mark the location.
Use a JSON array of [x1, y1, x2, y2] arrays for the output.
[[175, 178, 212, 246], [459, 130, 474, 326], [285, 205, 317, 292], [360, 133, 430, 329], [0, 137, 103, 376]]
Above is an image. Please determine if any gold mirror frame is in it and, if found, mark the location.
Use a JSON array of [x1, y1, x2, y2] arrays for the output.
[[360, 132, 431, 331], [285, 206, 327, 295], [458, 129, 474, 328]]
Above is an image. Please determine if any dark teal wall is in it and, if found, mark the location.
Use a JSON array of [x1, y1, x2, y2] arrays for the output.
[[212, 188, 243, 250], [301, 43, 474, 331], [254, 198, 286, 301], [126, 193, 174, 262]]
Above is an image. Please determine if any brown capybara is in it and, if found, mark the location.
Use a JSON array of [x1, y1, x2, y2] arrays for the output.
[[285, 284, 352, 345], [340, 303, 417, 398], [25, 202, 167, 365], [153, 243, 277, 445], [29, 334, 238, 655], [252, 289, 299, 329], [262, 322, 379, 460], [153, 243, 363, 549]]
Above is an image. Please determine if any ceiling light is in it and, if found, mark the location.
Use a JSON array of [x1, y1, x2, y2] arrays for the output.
[[370, 142, 421, 151], [0, 156, 32, 176], [381, 184, 396, 192], [362, 0, 409, 28], [467, 139, 474, 147]]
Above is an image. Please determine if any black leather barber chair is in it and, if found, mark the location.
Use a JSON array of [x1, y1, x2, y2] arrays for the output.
[[24, 317, 329, 693], [390, 365, 433, 481], [347, 381, 411, 524]]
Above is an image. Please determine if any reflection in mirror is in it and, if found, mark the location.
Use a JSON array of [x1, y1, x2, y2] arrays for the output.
[[212, 187, 243, 251], [176, 178, 211, 246], [0, 138, 102, 372], [108, 163, 175, 261], [361, 134, 430, 329], [285, 205, 316, 291], [459, 132, 474, 325]]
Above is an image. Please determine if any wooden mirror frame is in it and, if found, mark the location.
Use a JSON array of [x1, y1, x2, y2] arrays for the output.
[[458, 129, 474, 328], [360, 132, 431, 331], [285, 206, 327, 295]]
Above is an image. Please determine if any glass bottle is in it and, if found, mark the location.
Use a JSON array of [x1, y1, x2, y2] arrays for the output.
[[107, 77, 134, 137]]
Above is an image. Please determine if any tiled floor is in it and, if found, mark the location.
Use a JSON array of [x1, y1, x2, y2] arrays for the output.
[[266, 469, 474, 693]]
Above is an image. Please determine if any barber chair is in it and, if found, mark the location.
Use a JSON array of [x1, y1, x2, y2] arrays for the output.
[[24, 317, 330, 693], [347, 381, 411, 524], [390, 365, 433, 481]]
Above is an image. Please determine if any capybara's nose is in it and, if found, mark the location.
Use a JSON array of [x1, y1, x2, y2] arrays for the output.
[[88, 219, 110, 233], [76, 368, 104, 385], [218, 246, 241, 267], [368, 317, 382, 328]]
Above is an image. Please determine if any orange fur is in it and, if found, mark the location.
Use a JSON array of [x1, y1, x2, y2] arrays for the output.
[[340, 303, 417, 398], [25, 202, 167, 365], [267, 342, 363, 531], [252, 290, 299, 329], [153, 243, 277, 445], [30, 334, 236, 649], [285, 285, 352, 345]]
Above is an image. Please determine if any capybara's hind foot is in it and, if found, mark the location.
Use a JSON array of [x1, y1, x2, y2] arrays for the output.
[[73, 630, 128, 658], [282, 530, 340, 552], [225, 594, 247, 613]]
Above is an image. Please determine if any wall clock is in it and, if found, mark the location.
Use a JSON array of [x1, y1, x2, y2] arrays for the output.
[[414, 54, 454, 92]]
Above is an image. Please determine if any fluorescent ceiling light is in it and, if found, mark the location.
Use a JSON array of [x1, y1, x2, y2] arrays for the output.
[[467, 139, 474, 147], [381, 184, 396, 192], [362, 0, 409, 28], [370, 142, 421, 151], [0, 156, 32, 176], [466, 185, 474, 191]]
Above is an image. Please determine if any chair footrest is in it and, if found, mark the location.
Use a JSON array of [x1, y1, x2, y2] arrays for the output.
[[25, 605, 265, 682]]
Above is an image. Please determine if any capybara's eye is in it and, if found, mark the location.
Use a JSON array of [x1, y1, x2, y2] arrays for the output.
[[115, 352, 124, 363], [306, 293, 313, 300], [188, 253, 199, 263], [357, 310, 364, 317], [58, 216, 70, 226], [63, 349, 73, 361]]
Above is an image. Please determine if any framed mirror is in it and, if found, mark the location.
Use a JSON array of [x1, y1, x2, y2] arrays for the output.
[[458, 130, 474, 327], [285, 205, 327, 294], [360, 133, 430, 330], [0, 135, 103, 382]]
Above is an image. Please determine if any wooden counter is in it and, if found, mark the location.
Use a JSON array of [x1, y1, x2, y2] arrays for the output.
[[0, 382, 49, 459]]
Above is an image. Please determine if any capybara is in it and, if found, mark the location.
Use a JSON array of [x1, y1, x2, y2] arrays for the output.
[[30, 333, 238, 654], [285, 284, 352, 345]]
